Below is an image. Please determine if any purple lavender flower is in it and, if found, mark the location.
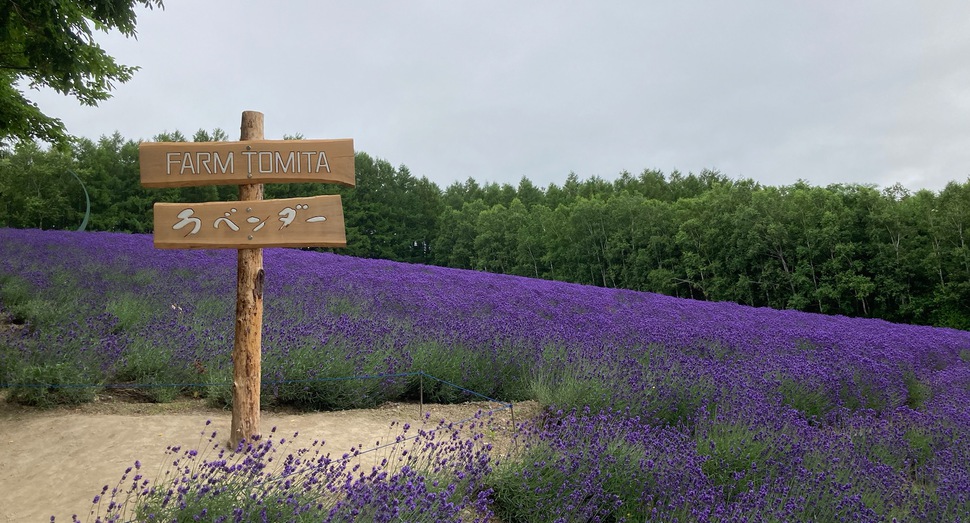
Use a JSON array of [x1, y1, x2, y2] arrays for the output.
[[4, 228, 970, 520]]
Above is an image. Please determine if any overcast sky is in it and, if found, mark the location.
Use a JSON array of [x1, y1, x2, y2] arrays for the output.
[[26, 1, 970, 192]]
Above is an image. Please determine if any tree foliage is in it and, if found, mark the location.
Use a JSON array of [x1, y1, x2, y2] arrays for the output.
[[0, 0, 163, 144]]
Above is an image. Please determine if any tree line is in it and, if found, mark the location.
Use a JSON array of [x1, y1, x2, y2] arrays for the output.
[[2, 131, 969, 330]]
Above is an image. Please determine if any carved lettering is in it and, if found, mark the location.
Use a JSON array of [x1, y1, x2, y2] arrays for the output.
[[166, 151, 234, 175], [276, 151, 296, 173], [163, 149, 334, 176]]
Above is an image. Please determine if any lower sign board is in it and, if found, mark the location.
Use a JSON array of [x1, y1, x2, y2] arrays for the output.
[[153, 195, 346, 249]]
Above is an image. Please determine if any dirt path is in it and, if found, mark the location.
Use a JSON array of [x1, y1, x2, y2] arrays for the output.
[[0, 394, 536, 522]]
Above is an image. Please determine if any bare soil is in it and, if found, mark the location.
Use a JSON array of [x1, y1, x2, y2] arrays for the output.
[[0, 391, 539, 522]]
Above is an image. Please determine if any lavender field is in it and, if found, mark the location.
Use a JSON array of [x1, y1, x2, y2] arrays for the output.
[[2, 228, 970, 522]]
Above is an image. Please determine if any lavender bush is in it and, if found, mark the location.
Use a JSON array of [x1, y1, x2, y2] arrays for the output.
[[73, 416, 495, 523], [3, 228, 970, 521]]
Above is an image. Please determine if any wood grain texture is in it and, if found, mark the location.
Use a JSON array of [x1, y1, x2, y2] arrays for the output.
[[139, 138, 355, 188], [231, 110, 264, 449], [152, 195, 346, 249]]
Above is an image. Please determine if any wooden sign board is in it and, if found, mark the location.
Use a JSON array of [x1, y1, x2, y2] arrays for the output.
[[153, 195, 346, 249], [139, 139, 355, 188]]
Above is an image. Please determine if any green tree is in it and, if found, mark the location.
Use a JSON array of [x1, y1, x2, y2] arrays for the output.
[[746, 187, 799, 308], [673, 197, 722, 300], [474, 203, 514, 273], [0, 140, 79, 229], [512, 200, 551, 278], [785, 183, 848, 314], [0, 0, 163, 144], [337, 153, 441, 262], [432, 199, 485, 269], [441, 178, 483, 210], [402, 172, 444, 264], [481, 181, 517, 208], [602, 192, 651, 291], [626, 197, 680, 295], [152, 130, 187, 142], [516, 176, 544, 209], [72, 132, 151, 232], [868, 183, 923, 321], [191, 128, 229, 143], [925, 181, 970, 328], [614, 168, 671, 201], [546, 196, 613, 287], [825, 184, 881, 316]]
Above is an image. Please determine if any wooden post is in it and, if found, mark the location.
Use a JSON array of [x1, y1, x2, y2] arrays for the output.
[[230, 110, 265, 448]]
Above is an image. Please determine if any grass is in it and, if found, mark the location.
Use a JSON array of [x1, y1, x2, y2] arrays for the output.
[[263, 342, 387, 410], [903, 370, 932, 411], [530, 366, 614, 412], [696, 419, 779, 502], [110, 339, 193, 403], [487, 409, 702, 522], [409, 340, 529, 403], [7, 361, 98, 407], [104, 293, 156, 334], [778, 376, 834, 422], [1, 279, 70, 330]]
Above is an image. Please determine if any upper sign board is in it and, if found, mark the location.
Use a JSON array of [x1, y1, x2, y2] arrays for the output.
[[139, 139, 355, 188]]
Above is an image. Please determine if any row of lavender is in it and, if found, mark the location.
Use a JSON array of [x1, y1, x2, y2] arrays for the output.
[[2, 228, 970, 521]]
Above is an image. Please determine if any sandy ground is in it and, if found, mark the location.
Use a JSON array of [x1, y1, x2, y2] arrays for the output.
[[0, 393, 536, 522]]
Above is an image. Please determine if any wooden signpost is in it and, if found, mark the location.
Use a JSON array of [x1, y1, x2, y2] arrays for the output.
[[139, 111, 354, 447]]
